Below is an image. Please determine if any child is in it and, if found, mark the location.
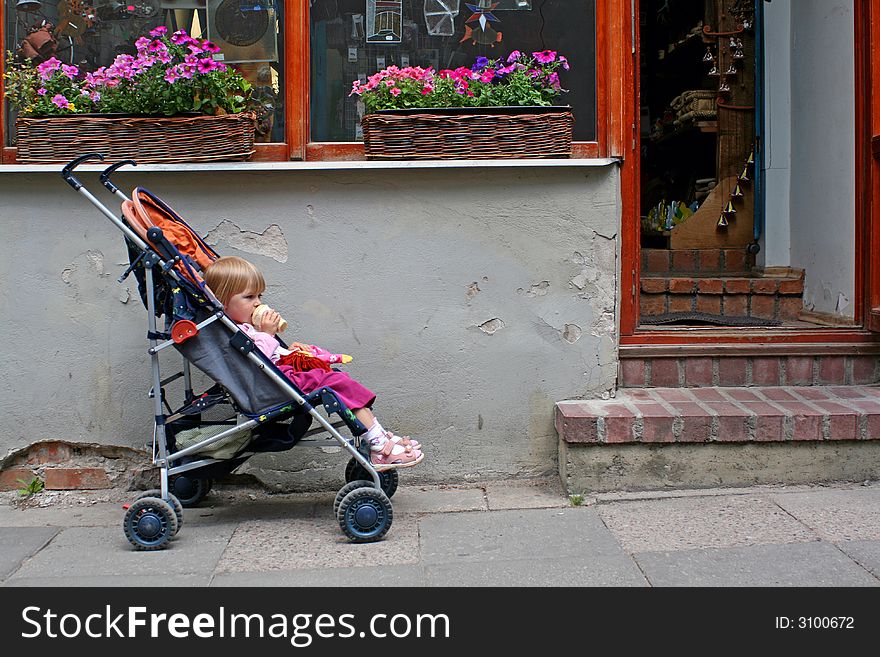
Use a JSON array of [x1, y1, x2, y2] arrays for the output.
[[203, 256, 424, 471]]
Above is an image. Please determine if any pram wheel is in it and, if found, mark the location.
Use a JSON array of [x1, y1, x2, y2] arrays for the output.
[[123, 497, 178, 550], [345, 457, 399, 499], [334, 479, 373, 516], [136, 489, 184, 534], [336, 486, 393, 543], [168, 475, 212, 507]]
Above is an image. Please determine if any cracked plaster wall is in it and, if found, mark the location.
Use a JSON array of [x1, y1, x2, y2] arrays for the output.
[[0, 166, 620, 489]]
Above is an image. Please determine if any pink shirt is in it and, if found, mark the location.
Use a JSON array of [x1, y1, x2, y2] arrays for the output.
[[239, 323, 282, 363]]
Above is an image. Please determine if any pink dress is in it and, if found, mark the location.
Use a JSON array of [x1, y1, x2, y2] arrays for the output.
[[239, 323, 376, 410]]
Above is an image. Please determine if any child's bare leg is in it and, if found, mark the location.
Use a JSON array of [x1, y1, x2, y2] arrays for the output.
[[354, 407, 376, 429]]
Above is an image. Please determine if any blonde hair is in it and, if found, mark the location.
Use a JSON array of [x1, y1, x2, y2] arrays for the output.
[[204, 256, 266, 306]]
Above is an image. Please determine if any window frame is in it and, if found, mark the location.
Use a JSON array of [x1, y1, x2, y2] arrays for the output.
[[0, 0, 630, 164]]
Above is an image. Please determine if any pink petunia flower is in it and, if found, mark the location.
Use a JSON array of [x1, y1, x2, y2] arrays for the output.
[[36, 57, 61, 81], [390, 87, 401, 96], [532, 50, 557, 64], [37, 87, 47, 95], [171, 30, 189, 45], [51, 94, 70, 109], [196, 58, 215, 74], [149, 25, 168, 37]]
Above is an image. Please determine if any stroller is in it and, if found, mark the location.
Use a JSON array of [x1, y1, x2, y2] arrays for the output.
[[61, 153, 399, 549]]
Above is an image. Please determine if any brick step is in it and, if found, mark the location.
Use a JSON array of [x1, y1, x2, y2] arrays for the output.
[[620, 353, 880, 387], [556, 385, 880, 444], [640, 273, 804, 320], [643, 248, 755, 274]]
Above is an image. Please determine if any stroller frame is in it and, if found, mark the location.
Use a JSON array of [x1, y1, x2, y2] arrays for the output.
[[62, 154, 396, 549]]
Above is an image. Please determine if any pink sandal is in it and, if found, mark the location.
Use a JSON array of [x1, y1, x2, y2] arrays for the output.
[[370, 440, 425, 471], [384, 430, 421, 450]]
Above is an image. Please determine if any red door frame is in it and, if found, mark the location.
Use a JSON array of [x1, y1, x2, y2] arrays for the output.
[[862, 0, 880, 332], [620, 0, 880, 346]]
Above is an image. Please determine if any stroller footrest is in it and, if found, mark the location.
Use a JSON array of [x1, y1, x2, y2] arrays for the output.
[[307, 388, 367, 436]]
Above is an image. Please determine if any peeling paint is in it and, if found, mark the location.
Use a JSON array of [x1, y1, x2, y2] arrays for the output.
[[518, 281, 550, 297], [562, 324, 582, 344], [62, 250, 107, 284], [204, 221, 289, 263], [466, 282, 481, 299], [479, 318, 505, 334]]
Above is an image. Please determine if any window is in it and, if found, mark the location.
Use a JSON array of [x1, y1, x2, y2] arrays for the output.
[[309, 0, 595, 143], [2, 0, 623, 162]]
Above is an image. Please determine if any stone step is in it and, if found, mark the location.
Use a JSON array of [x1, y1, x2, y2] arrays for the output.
[[642, 248, 755, 274], [620, 353, 880, 387], [640, 273, 804, 321], [556, 385, 880, 445]]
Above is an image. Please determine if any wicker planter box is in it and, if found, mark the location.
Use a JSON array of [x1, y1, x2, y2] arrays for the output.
[[361, 106, 573, 160], [14, 112, 257, 164]]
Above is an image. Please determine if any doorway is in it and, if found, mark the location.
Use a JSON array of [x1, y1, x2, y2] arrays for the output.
[[620, 0, 878, 348]]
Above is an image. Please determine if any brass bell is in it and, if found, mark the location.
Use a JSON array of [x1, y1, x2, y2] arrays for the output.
[[723, 201, 737, 215], [717, 215, 729, 227], [739, 166, 751, 182], [732, 183, 744, 198]]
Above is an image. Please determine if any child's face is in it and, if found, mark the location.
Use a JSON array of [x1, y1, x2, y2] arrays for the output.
[[226, 288, 263, 325]]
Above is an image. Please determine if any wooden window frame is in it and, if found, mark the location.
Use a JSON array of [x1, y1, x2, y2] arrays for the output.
[[0, 0, 630, 164]]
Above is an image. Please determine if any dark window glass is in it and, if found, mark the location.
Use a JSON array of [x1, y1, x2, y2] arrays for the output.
[[310, 0, 596, 143], [4, 0, 285, 145]]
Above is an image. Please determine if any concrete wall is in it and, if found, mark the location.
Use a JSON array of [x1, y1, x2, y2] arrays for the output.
[[789, 0, 856, 317], [0, 165, 620, 490]]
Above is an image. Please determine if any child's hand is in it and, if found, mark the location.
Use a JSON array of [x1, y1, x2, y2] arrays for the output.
[[260, 309, 283, 336], [290, 342, 310, 352]]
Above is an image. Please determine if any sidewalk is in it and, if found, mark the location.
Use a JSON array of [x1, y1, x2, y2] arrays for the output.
[[1, 477, 879, 587]]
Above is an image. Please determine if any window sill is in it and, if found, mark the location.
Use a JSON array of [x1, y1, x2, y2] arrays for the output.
[[0, 157, 619, 174]]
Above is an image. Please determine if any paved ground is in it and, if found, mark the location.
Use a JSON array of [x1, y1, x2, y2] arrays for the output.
[[1, 477, 879, 587]]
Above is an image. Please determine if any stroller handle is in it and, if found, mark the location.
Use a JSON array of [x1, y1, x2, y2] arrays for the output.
[[100, 159, 138, 194], [61, 153, 105, 190]]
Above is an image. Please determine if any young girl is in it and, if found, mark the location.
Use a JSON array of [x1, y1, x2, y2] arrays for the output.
[[203, 255, 424, 471]]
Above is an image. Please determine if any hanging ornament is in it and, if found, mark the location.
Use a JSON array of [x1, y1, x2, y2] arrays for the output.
[[718, 76, 731, 93], [732, 183, 744, 198], [747, 150, 755, 165], [729, 36, 738, 49], [739, 165, 751, 182], [708, 64, 720, 76], [723, 201, 737, 215], [703, 47, 714, 62], [461, 1, 503, 46], [717, 214, 729, 228], [734, 48, 745, 60], [726, 62, 738, 75]]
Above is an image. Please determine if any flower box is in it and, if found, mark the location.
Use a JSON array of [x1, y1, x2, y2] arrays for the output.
[[14, 112, 257, 164], [361, 105, 573, 160]]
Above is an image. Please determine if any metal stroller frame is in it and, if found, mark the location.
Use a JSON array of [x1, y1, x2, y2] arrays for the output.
[[61, 153, 397, 549]]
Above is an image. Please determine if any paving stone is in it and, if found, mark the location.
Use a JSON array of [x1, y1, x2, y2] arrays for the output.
[[634, 541, 879, 587]]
